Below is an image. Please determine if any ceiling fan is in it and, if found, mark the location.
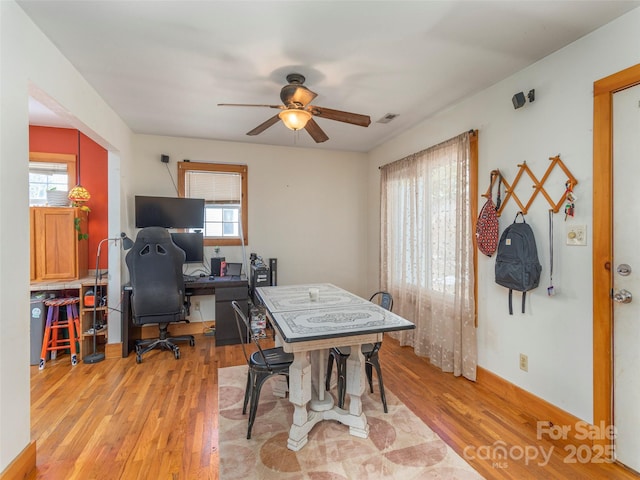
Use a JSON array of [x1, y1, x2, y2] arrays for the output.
[[218, 73, 371, 143]]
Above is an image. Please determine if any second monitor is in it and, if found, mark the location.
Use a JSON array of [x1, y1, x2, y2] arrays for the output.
[[170, 232, 203, 264]]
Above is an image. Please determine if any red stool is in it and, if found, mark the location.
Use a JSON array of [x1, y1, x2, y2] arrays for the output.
[[39, 297, 81, 370]]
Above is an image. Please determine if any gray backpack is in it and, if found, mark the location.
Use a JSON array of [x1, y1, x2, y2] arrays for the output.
[[495, 213, 542, 314]]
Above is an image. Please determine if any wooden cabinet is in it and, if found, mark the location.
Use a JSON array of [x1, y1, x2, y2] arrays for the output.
[[79, 280, 108, 359], [30, 207, 88, 281]]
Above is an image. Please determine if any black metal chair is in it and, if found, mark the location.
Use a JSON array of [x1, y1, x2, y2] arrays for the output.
[[231, 300, 293, 439], [125, 227, 195, 363], [325, 291, 393, 413]]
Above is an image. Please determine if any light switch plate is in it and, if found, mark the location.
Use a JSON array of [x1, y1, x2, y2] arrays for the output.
[[566, 225, 587, 246]]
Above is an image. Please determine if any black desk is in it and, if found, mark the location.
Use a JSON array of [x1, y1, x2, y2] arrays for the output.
[[122, 277, 249, 357]]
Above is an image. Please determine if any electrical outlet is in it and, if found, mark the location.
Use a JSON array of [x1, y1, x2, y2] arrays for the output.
[[566, 225, 587, 246], [194, 301, 200, 311], [519, 353, 528, 372]]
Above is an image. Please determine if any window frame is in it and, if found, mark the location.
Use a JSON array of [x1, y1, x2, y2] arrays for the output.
[[29, 152, 77, 190], [177, 161, 248, 247]]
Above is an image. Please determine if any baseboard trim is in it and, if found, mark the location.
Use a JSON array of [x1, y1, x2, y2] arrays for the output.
[[105, 342, 121, 359], [476, 367, 593, 448], [0, 440, 36, 480]]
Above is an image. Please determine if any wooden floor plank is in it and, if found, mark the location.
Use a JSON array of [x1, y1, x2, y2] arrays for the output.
[[30, 334, 639, 479]]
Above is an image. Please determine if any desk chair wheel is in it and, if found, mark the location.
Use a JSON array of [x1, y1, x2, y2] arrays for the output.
[[189, 338, 195, 347], [136, 353, 142, 364], [174, 348, 181, 360]]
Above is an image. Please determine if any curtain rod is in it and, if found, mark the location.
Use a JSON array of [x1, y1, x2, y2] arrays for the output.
[[378, 129, 477, 169]]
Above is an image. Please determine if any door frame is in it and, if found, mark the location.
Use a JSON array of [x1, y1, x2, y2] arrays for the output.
[[593, 63, 640, 444]]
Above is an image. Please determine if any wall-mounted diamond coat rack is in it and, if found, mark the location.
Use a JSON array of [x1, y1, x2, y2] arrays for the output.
[[482, 155, 577, 217]]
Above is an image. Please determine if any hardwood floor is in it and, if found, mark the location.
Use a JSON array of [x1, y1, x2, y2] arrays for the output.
[[30, 334, 639, 479]]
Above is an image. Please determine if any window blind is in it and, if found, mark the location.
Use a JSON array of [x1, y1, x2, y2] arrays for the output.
[[29, 162, 68, 175], [185, 172, 241, 203]]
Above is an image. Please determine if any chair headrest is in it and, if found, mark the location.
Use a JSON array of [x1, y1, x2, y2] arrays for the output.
[[135, 226, 172, 243]]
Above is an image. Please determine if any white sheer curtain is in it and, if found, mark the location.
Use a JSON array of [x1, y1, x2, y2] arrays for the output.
[[380, 131, 477, 380]]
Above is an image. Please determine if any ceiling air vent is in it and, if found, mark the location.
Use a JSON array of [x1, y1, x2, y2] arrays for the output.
[[377, 113, 399, 124]]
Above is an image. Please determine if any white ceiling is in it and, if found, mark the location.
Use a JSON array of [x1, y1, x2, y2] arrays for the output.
[[19, 0, 639, 153]]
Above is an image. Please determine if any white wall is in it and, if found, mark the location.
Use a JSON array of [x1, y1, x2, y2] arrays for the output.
[[0, 1, 133, 471], [367, 8, 640, 423], [131, 134, 369, 319]]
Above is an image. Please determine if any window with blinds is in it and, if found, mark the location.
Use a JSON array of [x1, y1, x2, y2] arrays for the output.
[[178, 162, 248, 246], [28, 153, 77, 206]]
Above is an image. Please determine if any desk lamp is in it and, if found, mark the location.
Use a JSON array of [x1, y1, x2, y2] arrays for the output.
[[84, 232, 134, 364]]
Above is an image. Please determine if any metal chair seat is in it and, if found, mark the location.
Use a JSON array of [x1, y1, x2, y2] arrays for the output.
[[249, 348, 294, 370]]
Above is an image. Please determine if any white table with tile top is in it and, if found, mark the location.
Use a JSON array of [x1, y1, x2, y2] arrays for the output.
[[255, 283, 415, 451]]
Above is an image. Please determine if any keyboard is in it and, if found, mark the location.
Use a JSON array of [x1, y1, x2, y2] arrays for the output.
[[183, 275, 198, 283]]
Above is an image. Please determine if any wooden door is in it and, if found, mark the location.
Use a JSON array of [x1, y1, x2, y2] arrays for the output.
[[612, 83, 640, 472], [592, 63, 640, 469]]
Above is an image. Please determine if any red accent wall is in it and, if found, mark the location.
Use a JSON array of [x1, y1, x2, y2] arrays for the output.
[[29, 126, 109, 269]]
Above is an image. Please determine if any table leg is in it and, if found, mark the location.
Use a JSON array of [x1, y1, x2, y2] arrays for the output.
[[287, 351, 322, 451], [311, 344, 369, 439], [344, 344, 369, 438], [271, 377, 288, 398], [285, 345, 369, 450], [310, 349, 333, 411]]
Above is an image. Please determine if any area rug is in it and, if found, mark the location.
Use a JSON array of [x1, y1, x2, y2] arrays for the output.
[[219, 365, 483, 479]]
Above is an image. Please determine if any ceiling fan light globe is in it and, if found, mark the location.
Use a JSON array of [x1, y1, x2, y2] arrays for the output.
[[278, 109, 311, 131]]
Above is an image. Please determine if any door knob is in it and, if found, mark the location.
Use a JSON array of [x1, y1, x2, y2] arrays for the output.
[[613, 289, 633, 304]]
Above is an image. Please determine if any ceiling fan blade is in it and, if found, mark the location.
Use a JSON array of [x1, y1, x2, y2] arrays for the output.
[[246, 114, 281, 136], [304, 118, 329, 143], [218, 103, 284, 109], [309, 106, 371, 127], [280, 85, 317, 108]]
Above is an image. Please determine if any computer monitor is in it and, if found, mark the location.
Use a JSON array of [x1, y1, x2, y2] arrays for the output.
[[225, 262, 242, 277], [170, 232, 204, 264], [135, 195, 204, 228]]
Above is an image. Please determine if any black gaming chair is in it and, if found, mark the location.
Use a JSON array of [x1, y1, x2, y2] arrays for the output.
[[126, 227, 195, 363]]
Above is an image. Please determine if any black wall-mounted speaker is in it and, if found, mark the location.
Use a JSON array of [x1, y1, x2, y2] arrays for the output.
[[512, 92, 526, 109]]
